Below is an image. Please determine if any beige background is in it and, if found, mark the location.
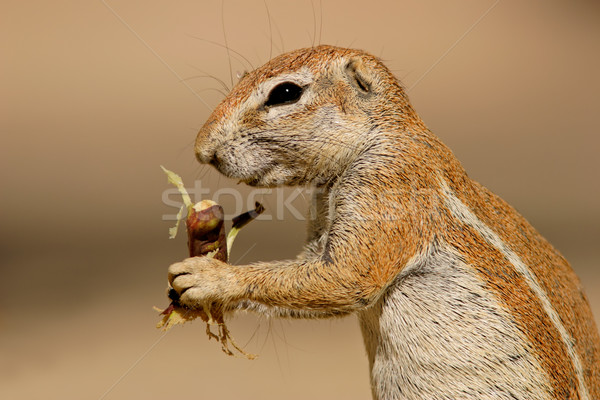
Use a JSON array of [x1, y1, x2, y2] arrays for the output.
[[1, 1, 599, 399]]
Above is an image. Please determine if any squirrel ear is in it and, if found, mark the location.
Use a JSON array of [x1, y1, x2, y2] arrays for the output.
[[345, 58, 372, 94]]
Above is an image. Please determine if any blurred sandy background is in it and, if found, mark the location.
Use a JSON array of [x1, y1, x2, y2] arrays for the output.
[[1, 0, 599, 398]]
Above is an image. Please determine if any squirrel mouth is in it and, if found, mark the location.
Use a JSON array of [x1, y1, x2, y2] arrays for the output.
[[245, 177, 262, 186], [208, 153, 222, 170], [241, 165, 278, 187], [244, 170, 272, 187]]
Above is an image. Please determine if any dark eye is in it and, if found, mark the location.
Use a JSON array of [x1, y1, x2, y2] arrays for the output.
[[265, 82, 303, 107]]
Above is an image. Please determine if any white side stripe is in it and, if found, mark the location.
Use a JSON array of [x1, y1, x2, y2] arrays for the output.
[[440, 180, 589, 400]]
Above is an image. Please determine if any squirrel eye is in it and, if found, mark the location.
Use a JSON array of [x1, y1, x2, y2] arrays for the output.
[[265, 82, 303, 107]]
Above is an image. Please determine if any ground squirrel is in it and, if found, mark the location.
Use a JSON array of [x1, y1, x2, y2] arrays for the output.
[[168, 45, 600, 399]]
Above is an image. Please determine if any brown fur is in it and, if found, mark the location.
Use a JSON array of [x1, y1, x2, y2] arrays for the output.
[[457, 181, 600, 399], [168, 45, 600, 399]]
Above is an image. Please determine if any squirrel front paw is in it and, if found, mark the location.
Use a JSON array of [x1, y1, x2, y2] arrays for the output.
[[167, 256, 235, 308]]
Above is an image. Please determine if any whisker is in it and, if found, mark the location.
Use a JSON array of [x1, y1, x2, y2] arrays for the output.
[[264, 0, 273, 61], [252, 131, 363, 153], [318, 0, 324, 45], [310, 0, 317, 48], [187, 35, 256, 73], [194, 87, 228, 99], [221, 1, 234, 88], [271, 17, 285, 54], [185, 64, 231, 93], [177, 136, 197, 160]]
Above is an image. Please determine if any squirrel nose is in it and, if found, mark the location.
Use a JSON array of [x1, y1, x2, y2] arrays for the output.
[[195, 149, 214, 165], [194, 119, 217, 164]]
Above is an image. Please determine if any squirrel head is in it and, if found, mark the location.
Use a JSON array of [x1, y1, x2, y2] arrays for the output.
[[195, 45, 418, 187]]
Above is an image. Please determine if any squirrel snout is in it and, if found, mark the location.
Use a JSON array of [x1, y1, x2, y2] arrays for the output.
[[194, 146, 215, 165], [194, 120, 217, 164], [195, 133, 221, 170], [202, 152, 221, 169]]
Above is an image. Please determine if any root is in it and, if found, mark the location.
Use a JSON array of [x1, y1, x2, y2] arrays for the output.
[[155, 304, 257, 360]]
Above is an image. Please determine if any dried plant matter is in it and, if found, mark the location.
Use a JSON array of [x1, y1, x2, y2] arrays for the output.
[[155, 166, 263, 359]]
